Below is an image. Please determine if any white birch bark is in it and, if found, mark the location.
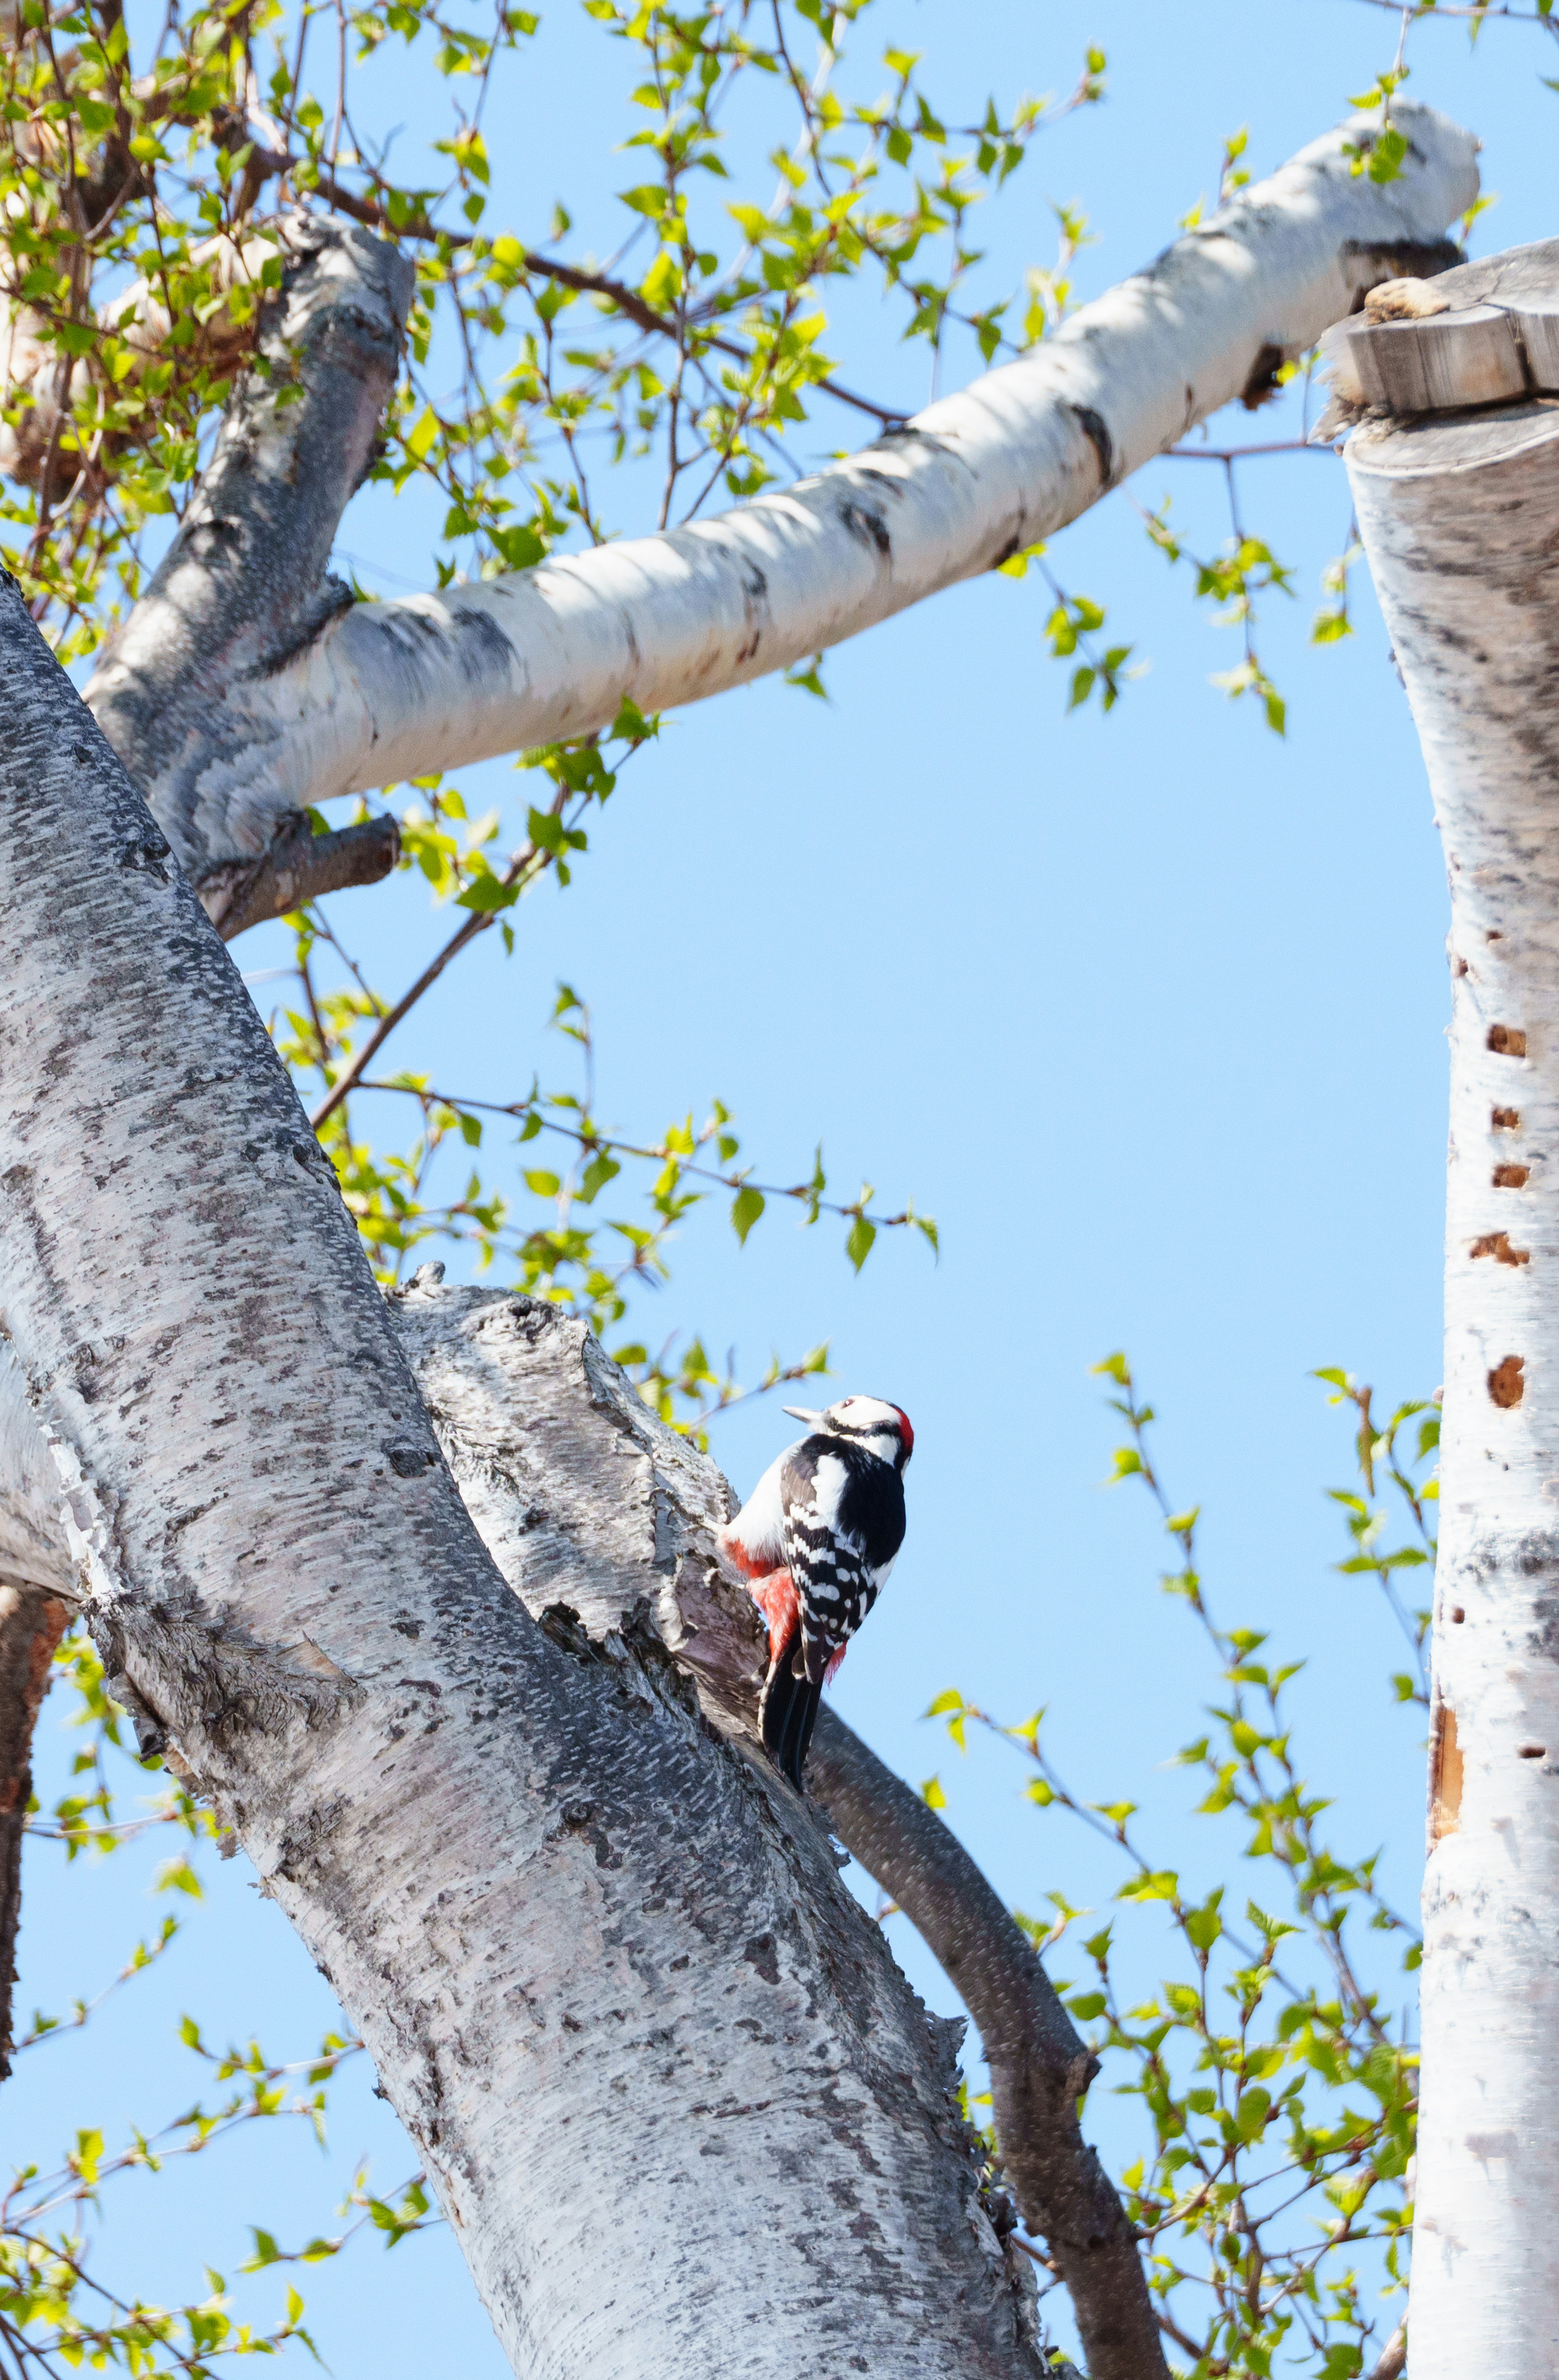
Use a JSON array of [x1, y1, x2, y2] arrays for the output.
[[0, 579, 1046, 2380], [85, 104, 1477, 879], [1, 1243, 1164, 2375], [1344, 235, 1559, 2380]]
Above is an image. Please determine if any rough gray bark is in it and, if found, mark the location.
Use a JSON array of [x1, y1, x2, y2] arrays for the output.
[[1342, 236, 1559, 2380], [82, 213, 408, 934], [0, 1345, 77, 2076], [0, 574, 1043, 2380]]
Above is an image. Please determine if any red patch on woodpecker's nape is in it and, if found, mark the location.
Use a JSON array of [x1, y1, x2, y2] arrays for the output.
[[893, 1407, 914, 1457]]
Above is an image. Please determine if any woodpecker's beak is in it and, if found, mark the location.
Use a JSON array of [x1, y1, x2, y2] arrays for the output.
[[783, 1406, 826, 1426]]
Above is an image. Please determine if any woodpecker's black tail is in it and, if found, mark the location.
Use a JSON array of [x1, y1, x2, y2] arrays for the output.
[[760, 1654, 823, 1792]]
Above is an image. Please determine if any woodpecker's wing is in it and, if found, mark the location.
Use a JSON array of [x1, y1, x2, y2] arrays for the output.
[[780, 1439, 905, 1684], [715, 1441, 797, 1581]]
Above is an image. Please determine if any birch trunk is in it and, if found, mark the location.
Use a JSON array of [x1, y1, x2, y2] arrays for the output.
[[85, 104, 1477, 885], [1345, 236, 1559, 2379], [0, 1240, 1164, 2376], [388, 1270, 1168, 2379], [0, 577, 1044, 2380]]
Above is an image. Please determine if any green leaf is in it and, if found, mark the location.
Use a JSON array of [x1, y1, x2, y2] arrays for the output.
[[578, 1151, 620, 1204], [845, 1215, 876, 1273], [731, 1185, 765, 1245], [1117, 1869, 1178, 1903], [456, 874, 518, 913], [920, 1776, 946, 1810], [406, 403, 441, 462]]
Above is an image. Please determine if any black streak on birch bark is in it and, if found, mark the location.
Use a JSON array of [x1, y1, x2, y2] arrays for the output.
[[0, 577, 1044, 2380]]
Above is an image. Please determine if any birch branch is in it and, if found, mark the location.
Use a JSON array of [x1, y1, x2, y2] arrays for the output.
[[82, 212, 409, 934], [0, 575, 1046, 2378], [805, 1710, 1168, 2380], [82, 101, 1475, 910], [1341, 233, 1559, 2380]]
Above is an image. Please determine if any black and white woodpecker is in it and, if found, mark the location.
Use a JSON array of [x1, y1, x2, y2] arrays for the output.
[[716, 1395, 913, 1790]]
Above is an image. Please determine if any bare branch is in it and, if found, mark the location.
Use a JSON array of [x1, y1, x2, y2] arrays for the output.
[[1366, 2324, 1407, 2380], [808, 1710, 1170, 2380]]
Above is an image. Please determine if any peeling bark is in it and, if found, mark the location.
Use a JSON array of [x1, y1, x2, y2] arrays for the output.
[[0, 574, 1047, 2378], [85, 106, 1475, 911], [82, 213, 413, 933], [1344, 236, 1559, 2380]]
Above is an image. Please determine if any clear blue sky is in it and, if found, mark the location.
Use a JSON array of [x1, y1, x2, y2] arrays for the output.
[[12, 4, 1554, 2370]]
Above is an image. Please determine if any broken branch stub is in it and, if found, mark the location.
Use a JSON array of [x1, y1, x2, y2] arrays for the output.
[[1342, 237, 1559, 2380]]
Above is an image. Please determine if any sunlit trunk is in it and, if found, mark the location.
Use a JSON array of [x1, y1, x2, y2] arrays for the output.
[[1346, 239, 1559, 2378]]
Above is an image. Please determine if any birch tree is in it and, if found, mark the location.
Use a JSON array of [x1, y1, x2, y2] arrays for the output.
[[1338, 233, 1559, 2380], [0, 0, 1501, 2369]]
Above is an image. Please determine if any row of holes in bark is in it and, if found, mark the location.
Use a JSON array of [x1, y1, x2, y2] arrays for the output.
[[1485, 1037, 1528, 1402]]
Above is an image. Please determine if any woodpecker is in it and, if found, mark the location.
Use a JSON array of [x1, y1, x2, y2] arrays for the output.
[[717, 1394, 913, 1791]]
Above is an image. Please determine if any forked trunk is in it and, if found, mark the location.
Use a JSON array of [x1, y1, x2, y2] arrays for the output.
[[0, 578, 1043, 2380]]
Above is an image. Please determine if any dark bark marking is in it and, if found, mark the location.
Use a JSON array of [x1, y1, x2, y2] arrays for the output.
[[743, 1931, 781, 1985], [1240, 342, 1286, 412], [838, 500, 892, 561], [1068, 404, 1114, 488]]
